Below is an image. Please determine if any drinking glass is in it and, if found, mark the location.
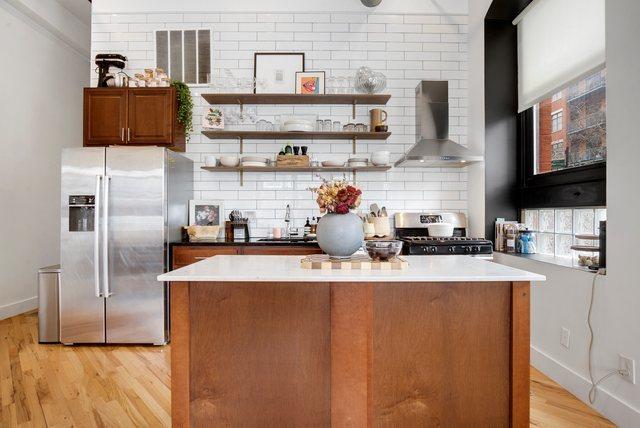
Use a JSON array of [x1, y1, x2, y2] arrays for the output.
[[333, 121, 342, 132], [316, 119, 324, 131], [322, 119, 333, 132], [336, 76, 347, 94], [326, 76, 336, 94]]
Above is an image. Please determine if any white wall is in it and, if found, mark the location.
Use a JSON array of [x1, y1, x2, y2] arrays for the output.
[[90, 1, 472, 236], [0, 1, 89, 319], [466, 0, 492, 237]]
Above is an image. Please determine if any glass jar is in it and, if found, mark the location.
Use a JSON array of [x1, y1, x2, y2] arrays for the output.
[[355, 123, 367, 132], [332, 121, 342, 132], [516, 230, 537, 254], [322, 119, 333, 132]]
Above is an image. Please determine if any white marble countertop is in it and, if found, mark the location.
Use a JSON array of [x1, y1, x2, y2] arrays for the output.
[[157, 255, 546, 283]]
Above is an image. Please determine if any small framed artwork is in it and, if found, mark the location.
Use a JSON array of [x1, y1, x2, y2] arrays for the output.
[[296, 71, 325, 95], [254, 52, 305, 94], [202, 107, 224, 130], [189, 200, 225, 227]]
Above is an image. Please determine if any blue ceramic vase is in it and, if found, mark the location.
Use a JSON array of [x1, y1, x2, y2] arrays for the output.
[[316, 212, 364, 258]]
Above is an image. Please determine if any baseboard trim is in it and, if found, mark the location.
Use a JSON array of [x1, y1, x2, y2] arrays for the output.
[[0, 296, 38, 321], [531, 345, 640, 427]]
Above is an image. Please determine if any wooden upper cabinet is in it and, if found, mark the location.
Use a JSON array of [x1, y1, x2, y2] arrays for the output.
[[83, 87, 185, 151], [127, 88, 173, 145], [84, 88, 126, 146]]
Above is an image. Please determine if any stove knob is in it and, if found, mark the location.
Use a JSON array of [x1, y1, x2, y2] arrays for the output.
[[448, 246, 455, 253], [430, 246, 437, 253], [464, 246, 472, 253], [473, 246, 480, 253]]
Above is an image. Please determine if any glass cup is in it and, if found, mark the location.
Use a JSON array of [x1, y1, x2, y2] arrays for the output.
[[316, 119, 324, 131], [336, 76, 346, 94], [333, 121, 342, 132], [355, 123, 367, 132], [344, 123, 356, 132], [326, 76, 336, 94], [322, 119, 333, 132]]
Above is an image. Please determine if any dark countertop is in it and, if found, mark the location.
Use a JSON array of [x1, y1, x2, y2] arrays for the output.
[[170, 238, 320, 247]]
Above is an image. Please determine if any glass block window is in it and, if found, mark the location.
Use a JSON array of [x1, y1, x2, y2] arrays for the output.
[[521, 207, 606, 262]]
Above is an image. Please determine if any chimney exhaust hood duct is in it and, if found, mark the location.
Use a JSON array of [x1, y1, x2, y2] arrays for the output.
[[394, 81, 483, 168]]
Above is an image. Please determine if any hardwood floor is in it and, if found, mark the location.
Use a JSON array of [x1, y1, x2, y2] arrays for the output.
[[0, 312, 615, 427]]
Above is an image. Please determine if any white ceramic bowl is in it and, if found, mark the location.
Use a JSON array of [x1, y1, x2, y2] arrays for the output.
[[204, 155, 217, 167], [426, 222, 454, 238], [370, 150, 391, 166], [219, 156, 240, 167]]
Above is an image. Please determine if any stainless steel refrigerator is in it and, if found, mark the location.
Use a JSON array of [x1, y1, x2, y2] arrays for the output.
[[59, 146, 192, 345]]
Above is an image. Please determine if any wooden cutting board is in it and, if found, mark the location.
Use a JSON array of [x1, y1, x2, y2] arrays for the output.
[[300, 254, 408, 270]]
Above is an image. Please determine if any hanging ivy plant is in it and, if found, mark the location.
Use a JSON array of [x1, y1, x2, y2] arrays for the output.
[[171, 80, 193, 142]]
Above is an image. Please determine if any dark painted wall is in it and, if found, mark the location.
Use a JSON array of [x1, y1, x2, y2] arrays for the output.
[[484, 18, 520, 242]]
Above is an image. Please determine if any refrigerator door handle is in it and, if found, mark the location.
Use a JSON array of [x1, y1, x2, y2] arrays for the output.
[[102, 175, 112, 297], [94, 175, 102, 298]]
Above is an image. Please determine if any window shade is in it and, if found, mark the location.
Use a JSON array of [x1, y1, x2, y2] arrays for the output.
[[514, 0, 605, 112]]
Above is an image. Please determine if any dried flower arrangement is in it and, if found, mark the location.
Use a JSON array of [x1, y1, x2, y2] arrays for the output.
[[310, 177, 362, 214]]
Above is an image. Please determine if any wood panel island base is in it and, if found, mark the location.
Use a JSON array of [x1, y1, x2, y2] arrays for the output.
[[158, 255, 545, 427]]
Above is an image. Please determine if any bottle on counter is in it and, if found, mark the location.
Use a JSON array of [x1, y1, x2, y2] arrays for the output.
[[310, 216, 318, 235], [304, 217, 312, 236], [516, 229, 536, 254]]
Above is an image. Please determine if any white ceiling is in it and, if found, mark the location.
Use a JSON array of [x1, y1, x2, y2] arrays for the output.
[[55, 0, 91, 25]]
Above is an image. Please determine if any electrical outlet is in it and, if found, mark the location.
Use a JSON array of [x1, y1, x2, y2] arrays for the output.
[[561, 327, 570, 349], [619, 355, 636, 384]]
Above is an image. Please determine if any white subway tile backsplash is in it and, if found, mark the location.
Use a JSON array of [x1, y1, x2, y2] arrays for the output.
[[257, 13, 294, 23], [91, 9, 469, 230]]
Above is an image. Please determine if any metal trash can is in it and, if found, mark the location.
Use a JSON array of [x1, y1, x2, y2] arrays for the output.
[[38, 265, 61, 343]]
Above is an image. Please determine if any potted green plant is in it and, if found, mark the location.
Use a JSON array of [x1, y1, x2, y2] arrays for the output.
[[171, 80, 193, 141]]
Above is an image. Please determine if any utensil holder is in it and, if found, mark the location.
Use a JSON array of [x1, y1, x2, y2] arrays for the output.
[[371, 217, 391, 237], [363, 221, 376, 238]]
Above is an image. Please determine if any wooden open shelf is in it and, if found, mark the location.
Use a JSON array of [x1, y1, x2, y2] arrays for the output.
[[201, 165, 391, 186], [201, 93, 391, 105], [202, 165, 390, 173], [201, 130, 391, 141]]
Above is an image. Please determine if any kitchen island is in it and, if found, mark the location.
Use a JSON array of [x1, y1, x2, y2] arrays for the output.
[[158, 255, 545, 427]]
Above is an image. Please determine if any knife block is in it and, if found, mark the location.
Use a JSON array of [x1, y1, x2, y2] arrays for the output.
[[225, 220, 250, 242]]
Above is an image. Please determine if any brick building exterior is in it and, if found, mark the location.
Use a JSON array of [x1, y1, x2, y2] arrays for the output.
[[536, 70, 606, 174]]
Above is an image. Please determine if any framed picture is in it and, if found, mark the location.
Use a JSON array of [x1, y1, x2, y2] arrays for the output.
[[254, 52, 305, 94], [296, 71, 325, 95], [202, 107, 224, 130], [189, 200, 225, 227]]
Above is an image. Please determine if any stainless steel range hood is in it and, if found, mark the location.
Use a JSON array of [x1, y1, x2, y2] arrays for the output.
[[395, 81, 483, 168]]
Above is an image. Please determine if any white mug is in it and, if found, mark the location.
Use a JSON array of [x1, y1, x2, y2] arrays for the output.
[[204, 155, 217, 167]]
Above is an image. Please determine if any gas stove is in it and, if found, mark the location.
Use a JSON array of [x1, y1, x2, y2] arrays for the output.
[[394, 212, 493, 258]]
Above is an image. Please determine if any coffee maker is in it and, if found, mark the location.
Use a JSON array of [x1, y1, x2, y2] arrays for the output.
[[95, 54, 127, 87]]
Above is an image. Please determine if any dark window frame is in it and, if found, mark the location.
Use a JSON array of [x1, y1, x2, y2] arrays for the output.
[[518, 108, 606, 209]]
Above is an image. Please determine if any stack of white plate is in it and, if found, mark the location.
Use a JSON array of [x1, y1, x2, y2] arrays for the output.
[[347, 157, 369, 168], [282, 119, 314, 132], [241, 156, 269, 167], [321, 160, 344, 167]]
